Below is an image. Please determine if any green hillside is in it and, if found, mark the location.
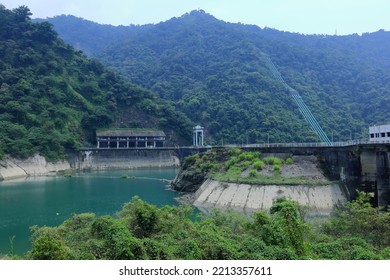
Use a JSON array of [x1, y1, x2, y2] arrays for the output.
[[44, 10, 390, 145], [0, 5, 192, 160]]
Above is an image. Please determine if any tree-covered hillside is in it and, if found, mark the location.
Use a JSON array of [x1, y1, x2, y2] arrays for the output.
[[44, 10, 390, 145], [0, 5, 193, 160], [34, 15, 150, 56]]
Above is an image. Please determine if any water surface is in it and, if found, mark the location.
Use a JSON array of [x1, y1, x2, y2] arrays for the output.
[[0, 168, 179, 256]]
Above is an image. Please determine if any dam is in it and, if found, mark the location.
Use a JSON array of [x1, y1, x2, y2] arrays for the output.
[[1, 142, 389, 209], [74, 141, 390, 208]]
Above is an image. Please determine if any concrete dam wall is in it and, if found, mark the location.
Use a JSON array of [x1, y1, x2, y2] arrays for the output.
[[75, 149, 180, 171]]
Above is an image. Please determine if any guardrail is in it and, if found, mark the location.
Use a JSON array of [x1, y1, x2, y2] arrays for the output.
[[81, 140, 390, 151], [214, 140, 387, 149]]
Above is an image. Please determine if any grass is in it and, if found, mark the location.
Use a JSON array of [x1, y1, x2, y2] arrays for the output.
[[184, 148, 332, 186], [212, 166, 331, 186]]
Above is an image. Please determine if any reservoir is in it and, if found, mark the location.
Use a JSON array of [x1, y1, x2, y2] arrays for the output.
[[0, 168, 179, 256]]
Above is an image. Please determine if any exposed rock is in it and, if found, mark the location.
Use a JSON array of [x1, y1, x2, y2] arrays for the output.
[[0, 154, 71, 181], [171, 168, 207, 192]]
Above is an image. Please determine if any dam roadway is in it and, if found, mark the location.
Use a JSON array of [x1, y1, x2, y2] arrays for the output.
[[78, 141, 390, 208]]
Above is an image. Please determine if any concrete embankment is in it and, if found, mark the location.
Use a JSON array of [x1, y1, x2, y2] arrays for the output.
[[193, 179, 346, 216], [76, 149, 180, 171], [0, 154, 71, 181], [173, 154, 349, 216]]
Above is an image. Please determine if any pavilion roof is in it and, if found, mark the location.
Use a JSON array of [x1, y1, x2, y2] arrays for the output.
[[96, 129, 165, 137]]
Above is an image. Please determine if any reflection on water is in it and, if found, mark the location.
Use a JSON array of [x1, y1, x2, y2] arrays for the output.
[[0, 168, 179, 256]]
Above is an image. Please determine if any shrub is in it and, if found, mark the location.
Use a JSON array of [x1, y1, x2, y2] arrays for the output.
[[253, 160, 265, 170], [238, 153, 247, 161], [285, 157, 294, 164], [230, 148, 241, 156], [244, 152, 255, 161], [240, 161, 251, 170], [183, 154, 199, 169], [273, 164, 281, 174], [28, 227, 71, 260], [224, 156, 238, 170], [249, 169, 258, 177], [264, 157, 282, 165]]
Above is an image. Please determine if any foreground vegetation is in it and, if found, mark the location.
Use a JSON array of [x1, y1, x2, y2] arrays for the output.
[[2, 192, 390, 260]]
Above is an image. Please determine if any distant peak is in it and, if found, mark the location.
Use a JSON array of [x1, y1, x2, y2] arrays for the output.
[[190, 9, 207, 15], [178, 9, 218, 22]]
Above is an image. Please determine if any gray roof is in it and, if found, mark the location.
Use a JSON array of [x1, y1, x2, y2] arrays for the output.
[[96, 129, 166, 137]]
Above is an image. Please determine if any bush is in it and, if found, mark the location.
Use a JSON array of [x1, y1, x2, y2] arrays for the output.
[[238, 153, 247, 161], [249, 169, 258, 177], [285, 157, 294, 164], [273, 164, 281, 174], [264, 157, 282, 165], [90, 216, 144, 259], [183, 154, 199, 169], [253, 160, 265, 170], [28, 227, 71, 260], [240, 160, 251, 170], [224, 156, 238, 170], [229, 148, 241, 156]]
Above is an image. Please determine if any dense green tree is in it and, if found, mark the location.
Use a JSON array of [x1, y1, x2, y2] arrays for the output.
[[0, 5, 193, 160], [22, 194, 390, 260], [321, 191, 390, 249]]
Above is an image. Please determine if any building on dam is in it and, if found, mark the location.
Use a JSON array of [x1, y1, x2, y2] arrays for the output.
[[96, 129, 166, 148], [369, 124, 390, 143]]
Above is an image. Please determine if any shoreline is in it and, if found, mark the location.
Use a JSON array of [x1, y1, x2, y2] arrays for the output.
[[0, 153, 180, 182]]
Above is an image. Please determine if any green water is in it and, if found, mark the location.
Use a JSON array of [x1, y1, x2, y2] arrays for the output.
[[0, 168, 179, 256]]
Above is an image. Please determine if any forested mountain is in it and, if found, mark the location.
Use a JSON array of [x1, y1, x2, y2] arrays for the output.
[[42, 10, 390, 145], [34, 15, 150, 56], [0, 5, 192, 160]]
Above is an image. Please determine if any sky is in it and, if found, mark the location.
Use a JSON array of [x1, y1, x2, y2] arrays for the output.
[[1, 0, 389, 35]]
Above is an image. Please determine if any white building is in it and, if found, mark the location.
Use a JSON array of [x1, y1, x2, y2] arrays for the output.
[[96, 129, 166, 148], [369, 124, 390, 143]]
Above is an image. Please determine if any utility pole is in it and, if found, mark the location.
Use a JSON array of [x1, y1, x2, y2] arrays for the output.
[[267, 133, 270, 147]]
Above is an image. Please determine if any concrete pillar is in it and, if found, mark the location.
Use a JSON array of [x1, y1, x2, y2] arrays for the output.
[[193, 132, 196, 146], [117, 140, 119, 149], [376, 151, 390, 208], [97, 140, 100, 148], [127, 141, 129, 148]]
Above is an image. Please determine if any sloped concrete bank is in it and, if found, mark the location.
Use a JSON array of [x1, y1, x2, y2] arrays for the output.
[[173, 154, 348, 216], [0, 154, 71, 181], [192, 179, 346, 216]]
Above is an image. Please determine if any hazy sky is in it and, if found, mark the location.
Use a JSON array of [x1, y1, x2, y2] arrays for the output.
[[2, 0, 389, 35]]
